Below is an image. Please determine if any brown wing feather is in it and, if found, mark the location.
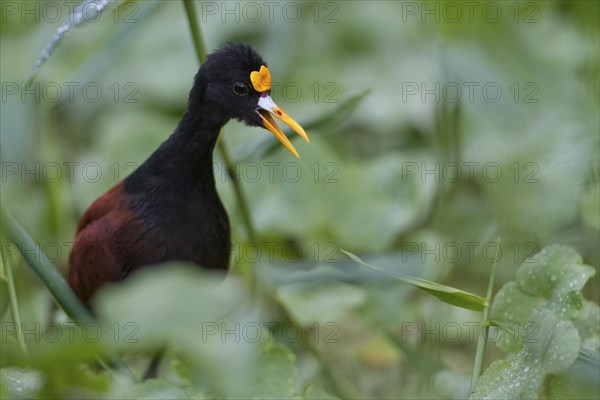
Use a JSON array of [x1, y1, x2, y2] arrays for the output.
[[75, 182, 125, 234], [67, 182, 146, 304]]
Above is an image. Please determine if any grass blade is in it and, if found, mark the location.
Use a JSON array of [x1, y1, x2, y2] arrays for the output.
[[26, 0, 128, 86], [0, 234, 28, 354], [0, 207, 92, 323], [342, 249, 486, 312]]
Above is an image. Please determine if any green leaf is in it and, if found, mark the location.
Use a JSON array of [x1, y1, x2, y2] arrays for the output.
[[470, 309, 581, 400], [250, 343, 297, 399], [573, 300, 600, 345], [342, 250, 486, 312], [491, 245, 596, 352], [248, 343, 339, 400], [1, 338, 110, 399], [95, 264, 260, 398], [515, 246, 592, 303], [277, 283, 366, 326], [0, 368, 43, 400]]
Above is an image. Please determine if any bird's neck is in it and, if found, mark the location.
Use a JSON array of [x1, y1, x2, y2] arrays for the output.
[[126, 103, 226, 194], [170, 107, 224, 177]]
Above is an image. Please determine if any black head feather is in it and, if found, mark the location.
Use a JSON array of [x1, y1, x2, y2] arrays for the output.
[[203, 43, 267, 83], [187, 43, 269, 128]]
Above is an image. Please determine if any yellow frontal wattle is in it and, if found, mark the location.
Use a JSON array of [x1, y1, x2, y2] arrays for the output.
[[250, 65, 271, 92]]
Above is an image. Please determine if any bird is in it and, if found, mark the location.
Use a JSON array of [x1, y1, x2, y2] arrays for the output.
[[67, 43, 309, 306]]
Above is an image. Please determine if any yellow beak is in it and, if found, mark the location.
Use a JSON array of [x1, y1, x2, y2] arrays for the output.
[[257, 95, 309, 158]]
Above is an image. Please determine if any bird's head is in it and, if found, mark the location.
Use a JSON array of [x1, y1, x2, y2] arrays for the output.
[[191, 43, 309, 158]]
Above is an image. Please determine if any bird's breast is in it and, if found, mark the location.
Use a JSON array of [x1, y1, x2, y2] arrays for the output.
[[132, 189, 231, 271]]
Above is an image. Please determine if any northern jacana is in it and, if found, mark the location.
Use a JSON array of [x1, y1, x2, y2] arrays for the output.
[[67, 43, 309, 305]]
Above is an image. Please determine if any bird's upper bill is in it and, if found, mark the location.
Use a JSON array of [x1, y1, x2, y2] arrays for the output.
[[252, 65, 309, 158]]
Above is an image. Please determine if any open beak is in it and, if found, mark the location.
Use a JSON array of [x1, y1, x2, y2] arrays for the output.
[[256, 94, 309, 158]]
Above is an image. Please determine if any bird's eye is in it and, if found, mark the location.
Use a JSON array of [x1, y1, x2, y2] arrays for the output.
[[233, 82, 249, 96]]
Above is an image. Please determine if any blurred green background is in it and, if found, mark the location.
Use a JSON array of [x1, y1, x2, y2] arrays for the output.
[[1, 1, 599, 399]]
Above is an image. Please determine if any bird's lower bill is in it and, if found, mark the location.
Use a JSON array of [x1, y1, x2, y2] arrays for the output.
[[257, 95, 309, 158]]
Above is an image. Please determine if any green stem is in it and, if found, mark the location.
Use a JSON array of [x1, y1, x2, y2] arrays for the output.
[[0, 234, 28, 355], [182, 0, 207, 62], [216, 139, 258, 243], [470, 237, 500, 394], [182, 0, 257, 245]]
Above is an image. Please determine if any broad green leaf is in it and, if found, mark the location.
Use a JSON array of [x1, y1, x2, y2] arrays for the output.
[[470, 310, 581, 400], [95, 265, 259, 398], [0, 368, 43, 400], [250, 343, 297, 399], [342, 250, 486, 312], [573, 301, 600, 347], [489, 282, 544, 351], [516, 246, 592, 303], [277, 283, 366, 326], [248, 343, 339, 400], [1, 338, 110, 399], [235, 146, 432, 252], [491, 245, 596, 352]]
